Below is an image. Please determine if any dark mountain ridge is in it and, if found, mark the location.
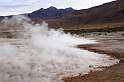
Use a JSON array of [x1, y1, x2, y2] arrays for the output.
[[0, 6, 75, 20], [0, 0, 124, 32], [39, 0, 124, 29], [28, 6, 75, 19]]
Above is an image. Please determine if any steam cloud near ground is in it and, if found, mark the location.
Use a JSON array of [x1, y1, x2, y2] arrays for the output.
[[0, 15, 119, 82]]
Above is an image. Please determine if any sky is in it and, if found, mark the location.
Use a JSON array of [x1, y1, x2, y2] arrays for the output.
[[0, 0, 115, 16]]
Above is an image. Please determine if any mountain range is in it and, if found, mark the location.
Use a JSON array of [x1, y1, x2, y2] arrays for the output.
[[28, 6, 75, 19], [0, 7, 75, 19], [29, 0, 124, 31], [0, 0, 124, 32]]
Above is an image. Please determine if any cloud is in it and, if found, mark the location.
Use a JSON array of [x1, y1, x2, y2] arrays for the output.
[[0, 0, 115, 16]]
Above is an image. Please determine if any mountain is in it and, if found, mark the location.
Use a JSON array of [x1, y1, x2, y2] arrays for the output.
[[0, 7, 75, 22], [66, 0, 124, 24], [28, 6, 75, 19], [0, 0, 124, 32], [34, 0, 124, 32]]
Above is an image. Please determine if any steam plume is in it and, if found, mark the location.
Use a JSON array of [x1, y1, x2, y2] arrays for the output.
[[0, 16, 119, 82]]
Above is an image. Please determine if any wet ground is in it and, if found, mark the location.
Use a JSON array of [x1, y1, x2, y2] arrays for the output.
[[0, 32, 124, 82], [63, 32, 124, 82]]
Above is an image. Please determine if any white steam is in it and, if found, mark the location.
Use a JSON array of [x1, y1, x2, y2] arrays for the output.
[[0, 16, 119, 82]]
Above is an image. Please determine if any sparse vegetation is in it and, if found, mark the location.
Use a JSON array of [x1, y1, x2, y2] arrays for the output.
[[64, 23, 124, 34]]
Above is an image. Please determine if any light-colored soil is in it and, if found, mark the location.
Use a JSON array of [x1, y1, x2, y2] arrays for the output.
[[0, 31, 124, 82], [63, 32, 124, 82]]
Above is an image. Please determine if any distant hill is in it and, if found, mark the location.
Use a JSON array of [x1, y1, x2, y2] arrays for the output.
[[28, 6, 75, 19], [0, 6, 75, 19], [0, 0, 124, 32], [63, 0, 124, 24], [39, 0, 124, 30]]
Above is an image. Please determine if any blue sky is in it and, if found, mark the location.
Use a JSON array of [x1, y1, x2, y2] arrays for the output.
[[0, 0, 115, 16]]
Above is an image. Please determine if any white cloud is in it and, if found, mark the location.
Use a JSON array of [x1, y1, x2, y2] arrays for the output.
[[0, 0, 115, 16]]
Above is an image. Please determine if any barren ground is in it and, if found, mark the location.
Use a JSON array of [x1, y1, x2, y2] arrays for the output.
[[63, 32, 124, 82], [0, 31, 124, 82]]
